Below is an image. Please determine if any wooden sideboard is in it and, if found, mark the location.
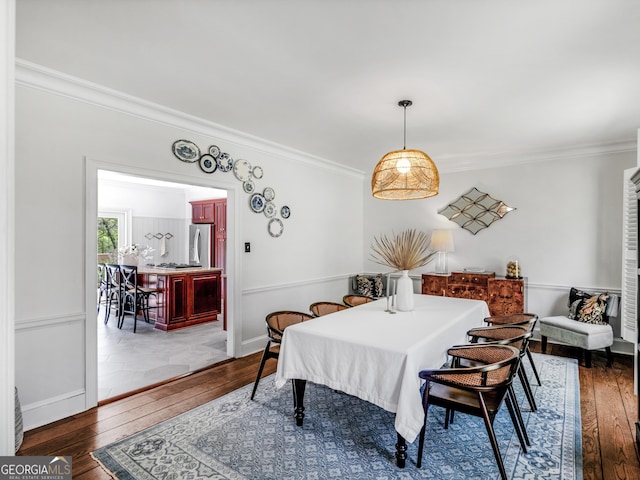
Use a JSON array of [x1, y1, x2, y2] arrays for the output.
[[139, 267, 222, 331], [421, 272, 525, 316]]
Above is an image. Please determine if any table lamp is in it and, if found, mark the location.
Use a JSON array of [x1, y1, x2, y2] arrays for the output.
[[429, 229, 455, 274]]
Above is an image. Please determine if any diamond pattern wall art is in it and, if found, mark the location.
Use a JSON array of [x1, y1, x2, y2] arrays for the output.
[[438, 187, 516, 235]]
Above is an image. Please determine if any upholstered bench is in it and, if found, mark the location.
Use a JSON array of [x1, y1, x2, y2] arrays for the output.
[[539, 316, 613, 367], [539, 288, 616, 368]]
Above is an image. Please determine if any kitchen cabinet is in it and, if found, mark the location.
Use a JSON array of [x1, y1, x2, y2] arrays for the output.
[[140, 267, 222, 331], [421, 272, 525, 316], [190, 199, 215, 223], [213, 199, 226, 271]]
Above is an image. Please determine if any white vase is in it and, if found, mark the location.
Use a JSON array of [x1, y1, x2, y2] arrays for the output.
[[120, 253, 138, 266], [396, 270, 414, 312]]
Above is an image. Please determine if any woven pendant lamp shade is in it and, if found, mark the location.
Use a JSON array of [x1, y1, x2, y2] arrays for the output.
[[371, 149, 439, 200], [371, 100, 439, 200]]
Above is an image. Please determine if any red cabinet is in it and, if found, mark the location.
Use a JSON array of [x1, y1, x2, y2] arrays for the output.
[[190, 199, 215, 223], [213, 199, 226, 272], [142, 269, 222, 331]]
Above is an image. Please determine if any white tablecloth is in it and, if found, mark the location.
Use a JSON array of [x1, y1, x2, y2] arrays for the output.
[[275, 294, 490, 443]]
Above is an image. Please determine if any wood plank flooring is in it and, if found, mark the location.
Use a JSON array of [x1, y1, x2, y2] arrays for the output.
[[17, 341, 640, 480]]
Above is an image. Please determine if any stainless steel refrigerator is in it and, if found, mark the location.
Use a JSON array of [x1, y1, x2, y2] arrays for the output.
[[189, 224, 214, 268]]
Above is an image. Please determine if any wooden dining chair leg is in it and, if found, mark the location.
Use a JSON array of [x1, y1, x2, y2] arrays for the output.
[[479, 395, 508, 480], [250, 341, 273, 400], [508, 385, 530, 447], [504, 394, 527, 453], [444, 408, 453, 428], [526, 348, 542, 386], [518, 366, 538, 411]]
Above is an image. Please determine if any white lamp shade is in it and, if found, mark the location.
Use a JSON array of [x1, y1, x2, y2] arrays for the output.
[[429, 229, 455, 252]]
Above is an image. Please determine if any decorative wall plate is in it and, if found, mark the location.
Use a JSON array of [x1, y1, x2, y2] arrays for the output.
[[264, 202, 276, 218], [233, 159, 252, 181], [252, 166, 264, 179], [172, 140, 200, 163], [208, 145, 220, 158], [268, 218, 284, 238], [250, 193, 266, 213], [263, 187, 275, 202], [217, 152, 234, 172], [281, 205, 291, 219], [243, 180, 255, 194], [199, 154, 217, 174]]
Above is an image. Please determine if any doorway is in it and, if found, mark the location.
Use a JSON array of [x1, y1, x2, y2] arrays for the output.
[[96, 170, 231, 401]]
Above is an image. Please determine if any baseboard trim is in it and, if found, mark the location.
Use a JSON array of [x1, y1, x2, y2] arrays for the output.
[[21, 389, 86, 431]]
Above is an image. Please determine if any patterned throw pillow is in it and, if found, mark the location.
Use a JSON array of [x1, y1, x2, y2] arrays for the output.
[[373, 274, 384, 297], [567, 287, 609, 325], [355, 275, 373, 297]]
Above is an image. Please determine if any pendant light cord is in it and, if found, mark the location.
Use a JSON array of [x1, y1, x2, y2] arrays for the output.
[[403, 104, 407, 150]]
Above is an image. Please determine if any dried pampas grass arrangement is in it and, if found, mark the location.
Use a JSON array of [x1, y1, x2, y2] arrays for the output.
[[370, 229, 436, 272]]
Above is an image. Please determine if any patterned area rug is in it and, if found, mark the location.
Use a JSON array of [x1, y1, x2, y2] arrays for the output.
[[92, 353, 581, 480]]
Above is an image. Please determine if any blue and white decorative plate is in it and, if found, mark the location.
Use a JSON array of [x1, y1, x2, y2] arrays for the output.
[[281, 205, 291, 219], [172, 139, 200, 163], [263, 187, 275, 202], [233, 159, 252, 182], [243, 180, 255, 194], [252, 166, 264, 179], [264, 202, 276, 218], [208, 145, 220, 158], [250, 193, 266, 213], [217, 152, 234, 172], [268, 218, 284, 238], [199, 154, 217, 174]]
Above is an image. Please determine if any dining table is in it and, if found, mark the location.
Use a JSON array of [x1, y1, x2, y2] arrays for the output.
[[274, 293, 490, 467]]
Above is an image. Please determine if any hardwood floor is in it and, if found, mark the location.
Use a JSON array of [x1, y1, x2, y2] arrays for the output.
[[17, 341, 640, 480]]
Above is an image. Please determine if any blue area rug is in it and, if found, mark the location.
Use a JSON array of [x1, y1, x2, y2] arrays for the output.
[[92, 353, 581, 479]]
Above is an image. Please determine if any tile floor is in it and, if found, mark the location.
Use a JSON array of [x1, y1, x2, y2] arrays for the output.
[[97, 309, 230, 401]]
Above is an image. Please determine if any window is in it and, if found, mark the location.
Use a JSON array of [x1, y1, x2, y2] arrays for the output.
[[97, 210, 129, 264]]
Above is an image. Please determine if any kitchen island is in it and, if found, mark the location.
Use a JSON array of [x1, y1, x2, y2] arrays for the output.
[[138, 266, 223, 331]]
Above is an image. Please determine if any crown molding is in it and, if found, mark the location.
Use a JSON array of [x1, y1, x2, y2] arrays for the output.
[[438, 138, 637, 174], [15, 59, 636, 177], [15, 59, 366, 178]]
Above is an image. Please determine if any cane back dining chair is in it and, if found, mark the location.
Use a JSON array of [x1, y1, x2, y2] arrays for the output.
[[342, 294, 374, 307], [443, 337, 531, 454], [484, 313, 541, 386], [250, 310, 314, 400], [309, 301, 349, 317], [417, 344, 521, 480], [467, 324, 537, 412]]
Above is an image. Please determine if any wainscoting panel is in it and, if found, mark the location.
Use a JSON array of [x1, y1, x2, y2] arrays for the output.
[[240, 275, 352, 357], [15, 313, 87, 430]]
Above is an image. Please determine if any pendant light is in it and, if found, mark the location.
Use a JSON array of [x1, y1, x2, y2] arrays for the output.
[[371, 100, 439, 200]]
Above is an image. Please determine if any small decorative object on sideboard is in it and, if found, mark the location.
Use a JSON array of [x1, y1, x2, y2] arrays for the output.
[[506, 257, 522, 279]]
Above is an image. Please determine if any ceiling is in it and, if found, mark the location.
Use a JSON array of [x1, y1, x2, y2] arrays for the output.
[[15, 0, 640, 173]]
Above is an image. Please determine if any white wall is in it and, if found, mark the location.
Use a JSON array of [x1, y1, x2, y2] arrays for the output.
[[363, 150, 635, 340], [14, 66, 364, 429]]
